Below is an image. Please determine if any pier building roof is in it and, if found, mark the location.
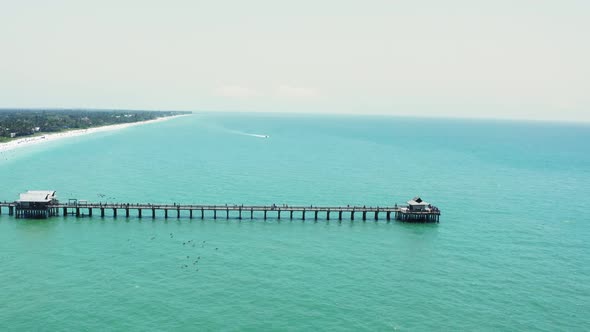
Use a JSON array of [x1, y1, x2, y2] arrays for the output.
[[407, 197, 429, 206], [17, 190, 56, 203]]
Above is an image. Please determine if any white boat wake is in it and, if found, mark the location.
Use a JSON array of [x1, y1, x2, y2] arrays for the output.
[[202, 121, 270, 139], [228, 130, 269, 139], [243, 133, 270, 138]]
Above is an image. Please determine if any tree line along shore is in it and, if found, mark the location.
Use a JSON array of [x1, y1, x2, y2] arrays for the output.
[[0, 109, 191, 142]]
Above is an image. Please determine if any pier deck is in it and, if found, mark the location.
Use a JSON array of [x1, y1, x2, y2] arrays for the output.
[[0, 202, 440, 222]]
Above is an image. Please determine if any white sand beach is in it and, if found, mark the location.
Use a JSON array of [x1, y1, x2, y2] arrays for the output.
[[0, 114, 190, 153]]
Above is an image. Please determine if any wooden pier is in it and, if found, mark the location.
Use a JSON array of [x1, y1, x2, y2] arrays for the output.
[[0, 201, 440, 223]]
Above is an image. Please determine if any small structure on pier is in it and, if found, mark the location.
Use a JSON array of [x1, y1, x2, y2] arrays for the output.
[[395, 196, 440, 222], [15, 190, 59, 219], [407, 197, 429, 212]]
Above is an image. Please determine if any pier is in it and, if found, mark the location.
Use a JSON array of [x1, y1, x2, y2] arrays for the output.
[[0, 192, 440, 223]]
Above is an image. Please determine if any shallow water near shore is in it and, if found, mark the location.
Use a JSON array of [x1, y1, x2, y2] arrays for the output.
[[1, 113, 589, 330]]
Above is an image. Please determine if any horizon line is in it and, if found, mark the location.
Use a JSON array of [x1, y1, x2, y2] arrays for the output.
[[0, 107, 588, 126]]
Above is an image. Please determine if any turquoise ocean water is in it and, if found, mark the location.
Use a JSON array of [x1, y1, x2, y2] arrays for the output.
[[0, 113, 589, 331]]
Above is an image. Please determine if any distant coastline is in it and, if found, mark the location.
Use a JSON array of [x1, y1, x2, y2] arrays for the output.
[[0, 113, 191, 152]]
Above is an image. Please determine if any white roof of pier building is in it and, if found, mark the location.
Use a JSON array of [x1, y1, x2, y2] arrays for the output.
[[17, 190, 57, 203], [407, 197, 429, 206]]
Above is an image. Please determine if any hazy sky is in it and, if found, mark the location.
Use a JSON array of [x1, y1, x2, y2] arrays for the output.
[[1, 0, 589, 121]]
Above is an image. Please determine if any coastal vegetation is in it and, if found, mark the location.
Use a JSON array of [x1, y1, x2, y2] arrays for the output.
[[0, 109, 190, 142]]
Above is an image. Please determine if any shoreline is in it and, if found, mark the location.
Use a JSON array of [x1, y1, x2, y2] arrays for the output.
[[0, 114, 190, 153]]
